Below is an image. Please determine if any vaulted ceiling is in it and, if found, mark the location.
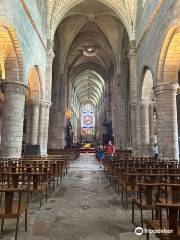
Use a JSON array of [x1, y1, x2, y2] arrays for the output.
[[72, 69, 105, 107], [52, 0, 130, 110], [47, 0, 137, 40]]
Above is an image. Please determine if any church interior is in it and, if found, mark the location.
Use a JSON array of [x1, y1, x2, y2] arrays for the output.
[[0, 0, 180, 239]]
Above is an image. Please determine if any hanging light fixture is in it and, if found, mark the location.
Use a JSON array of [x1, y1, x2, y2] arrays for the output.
[[83, 46, 96, 57]]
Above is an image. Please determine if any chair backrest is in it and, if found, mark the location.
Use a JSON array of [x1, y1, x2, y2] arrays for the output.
[[164, 184, 180, 203], [138, 183, 160, 206], [0, 189, 22, 215], [157, 202, 180, 236]]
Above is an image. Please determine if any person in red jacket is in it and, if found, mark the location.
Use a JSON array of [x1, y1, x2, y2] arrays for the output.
[[106, 140, 115, 160]]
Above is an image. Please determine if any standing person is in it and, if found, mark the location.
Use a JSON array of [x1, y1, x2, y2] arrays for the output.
[[98, 145, 105, 168], [153, 143, 159, 159], [106, 140, 115, 160]]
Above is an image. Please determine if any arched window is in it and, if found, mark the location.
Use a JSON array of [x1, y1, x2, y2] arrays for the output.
[[81, 104, 95, 136]]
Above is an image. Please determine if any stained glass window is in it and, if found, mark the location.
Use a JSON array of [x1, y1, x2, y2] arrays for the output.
[[81, 104, 95, 136]]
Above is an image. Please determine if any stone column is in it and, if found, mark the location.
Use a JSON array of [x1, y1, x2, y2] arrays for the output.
[[45, 39, 55, 102], [43, 102, 51, 155], [1, 81, 28, 158], [135, 104, 141, 154], [128, 41, 138, 152], [149, 103, 155, 147], [25, 101, 32, 144], [30, 102, 40, 145], [140, 101, 150, 155], [38, 101, 46, 154], [130, 103, 137, 150], [154, 83, 179, 160]]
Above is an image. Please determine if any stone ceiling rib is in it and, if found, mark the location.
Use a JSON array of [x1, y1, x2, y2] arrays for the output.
[[72, 68, 105, 107], [48, 0, 137, 39]]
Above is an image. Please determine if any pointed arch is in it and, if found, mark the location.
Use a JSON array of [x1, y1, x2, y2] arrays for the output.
[[27, 66, 42, 101], [0, 22, 24, 82], [157, 23, 180, 84]]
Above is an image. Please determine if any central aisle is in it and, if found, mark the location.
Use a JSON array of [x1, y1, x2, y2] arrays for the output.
[[23, 154, 147, 240]]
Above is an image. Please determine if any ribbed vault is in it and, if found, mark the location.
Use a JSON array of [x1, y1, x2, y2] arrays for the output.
[[47, 0, 137, 39], [72, 69, 105, 107]]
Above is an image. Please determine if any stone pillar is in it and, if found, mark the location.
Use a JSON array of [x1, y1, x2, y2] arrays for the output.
[[135, 104, 141, 153], [43, 102, 51, 155], [38, 101, 46, 154], [45, 39, 55, 102], [130, 103, 137, 150], [149, 103, 155, 147], [128, 41, 138, 152], [1, 81, 28, 158], [25, 101, 32, 144], [30, 102, 40, 145], [140, 101, 150, 155], [154, 83, 179, 160]]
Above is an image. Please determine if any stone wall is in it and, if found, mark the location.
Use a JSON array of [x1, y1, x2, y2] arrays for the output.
[[0, 0, 47, 88], [136, 0, 179, 86]]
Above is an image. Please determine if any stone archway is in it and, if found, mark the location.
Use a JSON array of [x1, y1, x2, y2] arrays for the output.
[[0, 24, 27, 158], [139, 68, 155, 155], [155, 26, 180, 159], [24, 65, 48, 155], [24, 66, 41, 146], [0, 24, 24, 82]]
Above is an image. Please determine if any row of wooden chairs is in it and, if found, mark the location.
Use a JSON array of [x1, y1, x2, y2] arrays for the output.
[[0, 152, 78, 240], [104, 153, 180, 239]]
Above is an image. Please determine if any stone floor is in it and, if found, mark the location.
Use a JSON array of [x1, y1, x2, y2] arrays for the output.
[[0, 154, 158, 240]]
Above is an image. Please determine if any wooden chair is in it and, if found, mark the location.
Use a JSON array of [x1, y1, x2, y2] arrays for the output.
[[0, 189, 28, 240], [132, 183, 160, 228], [120, 173, 139, 206], [145, 202, 180, 240], [25, 172, 49, 207]]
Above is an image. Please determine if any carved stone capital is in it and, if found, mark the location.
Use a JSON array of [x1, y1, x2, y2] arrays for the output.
[[140, 101, 149, 109], [31, 101, 41, 110], [1, 81, 28, 95], [47, 49, 55, 60], [130, 102, 137, 111], [47, 39, 55, 60], [154, 83, 178, 97], [39, 100, 52, 109]]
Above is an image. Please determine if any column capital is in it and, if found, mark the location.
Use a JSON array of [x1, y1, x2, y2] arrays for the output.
[[130, 102, 139, 109], [32, 101, 41, 108], [47, 49, 55, 60], [1, 81, 28, 95], [47, 39, 55, 60], [44, 101, 52, 109], [140, 101, 149, 109], [154, 82, 178, 96]]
